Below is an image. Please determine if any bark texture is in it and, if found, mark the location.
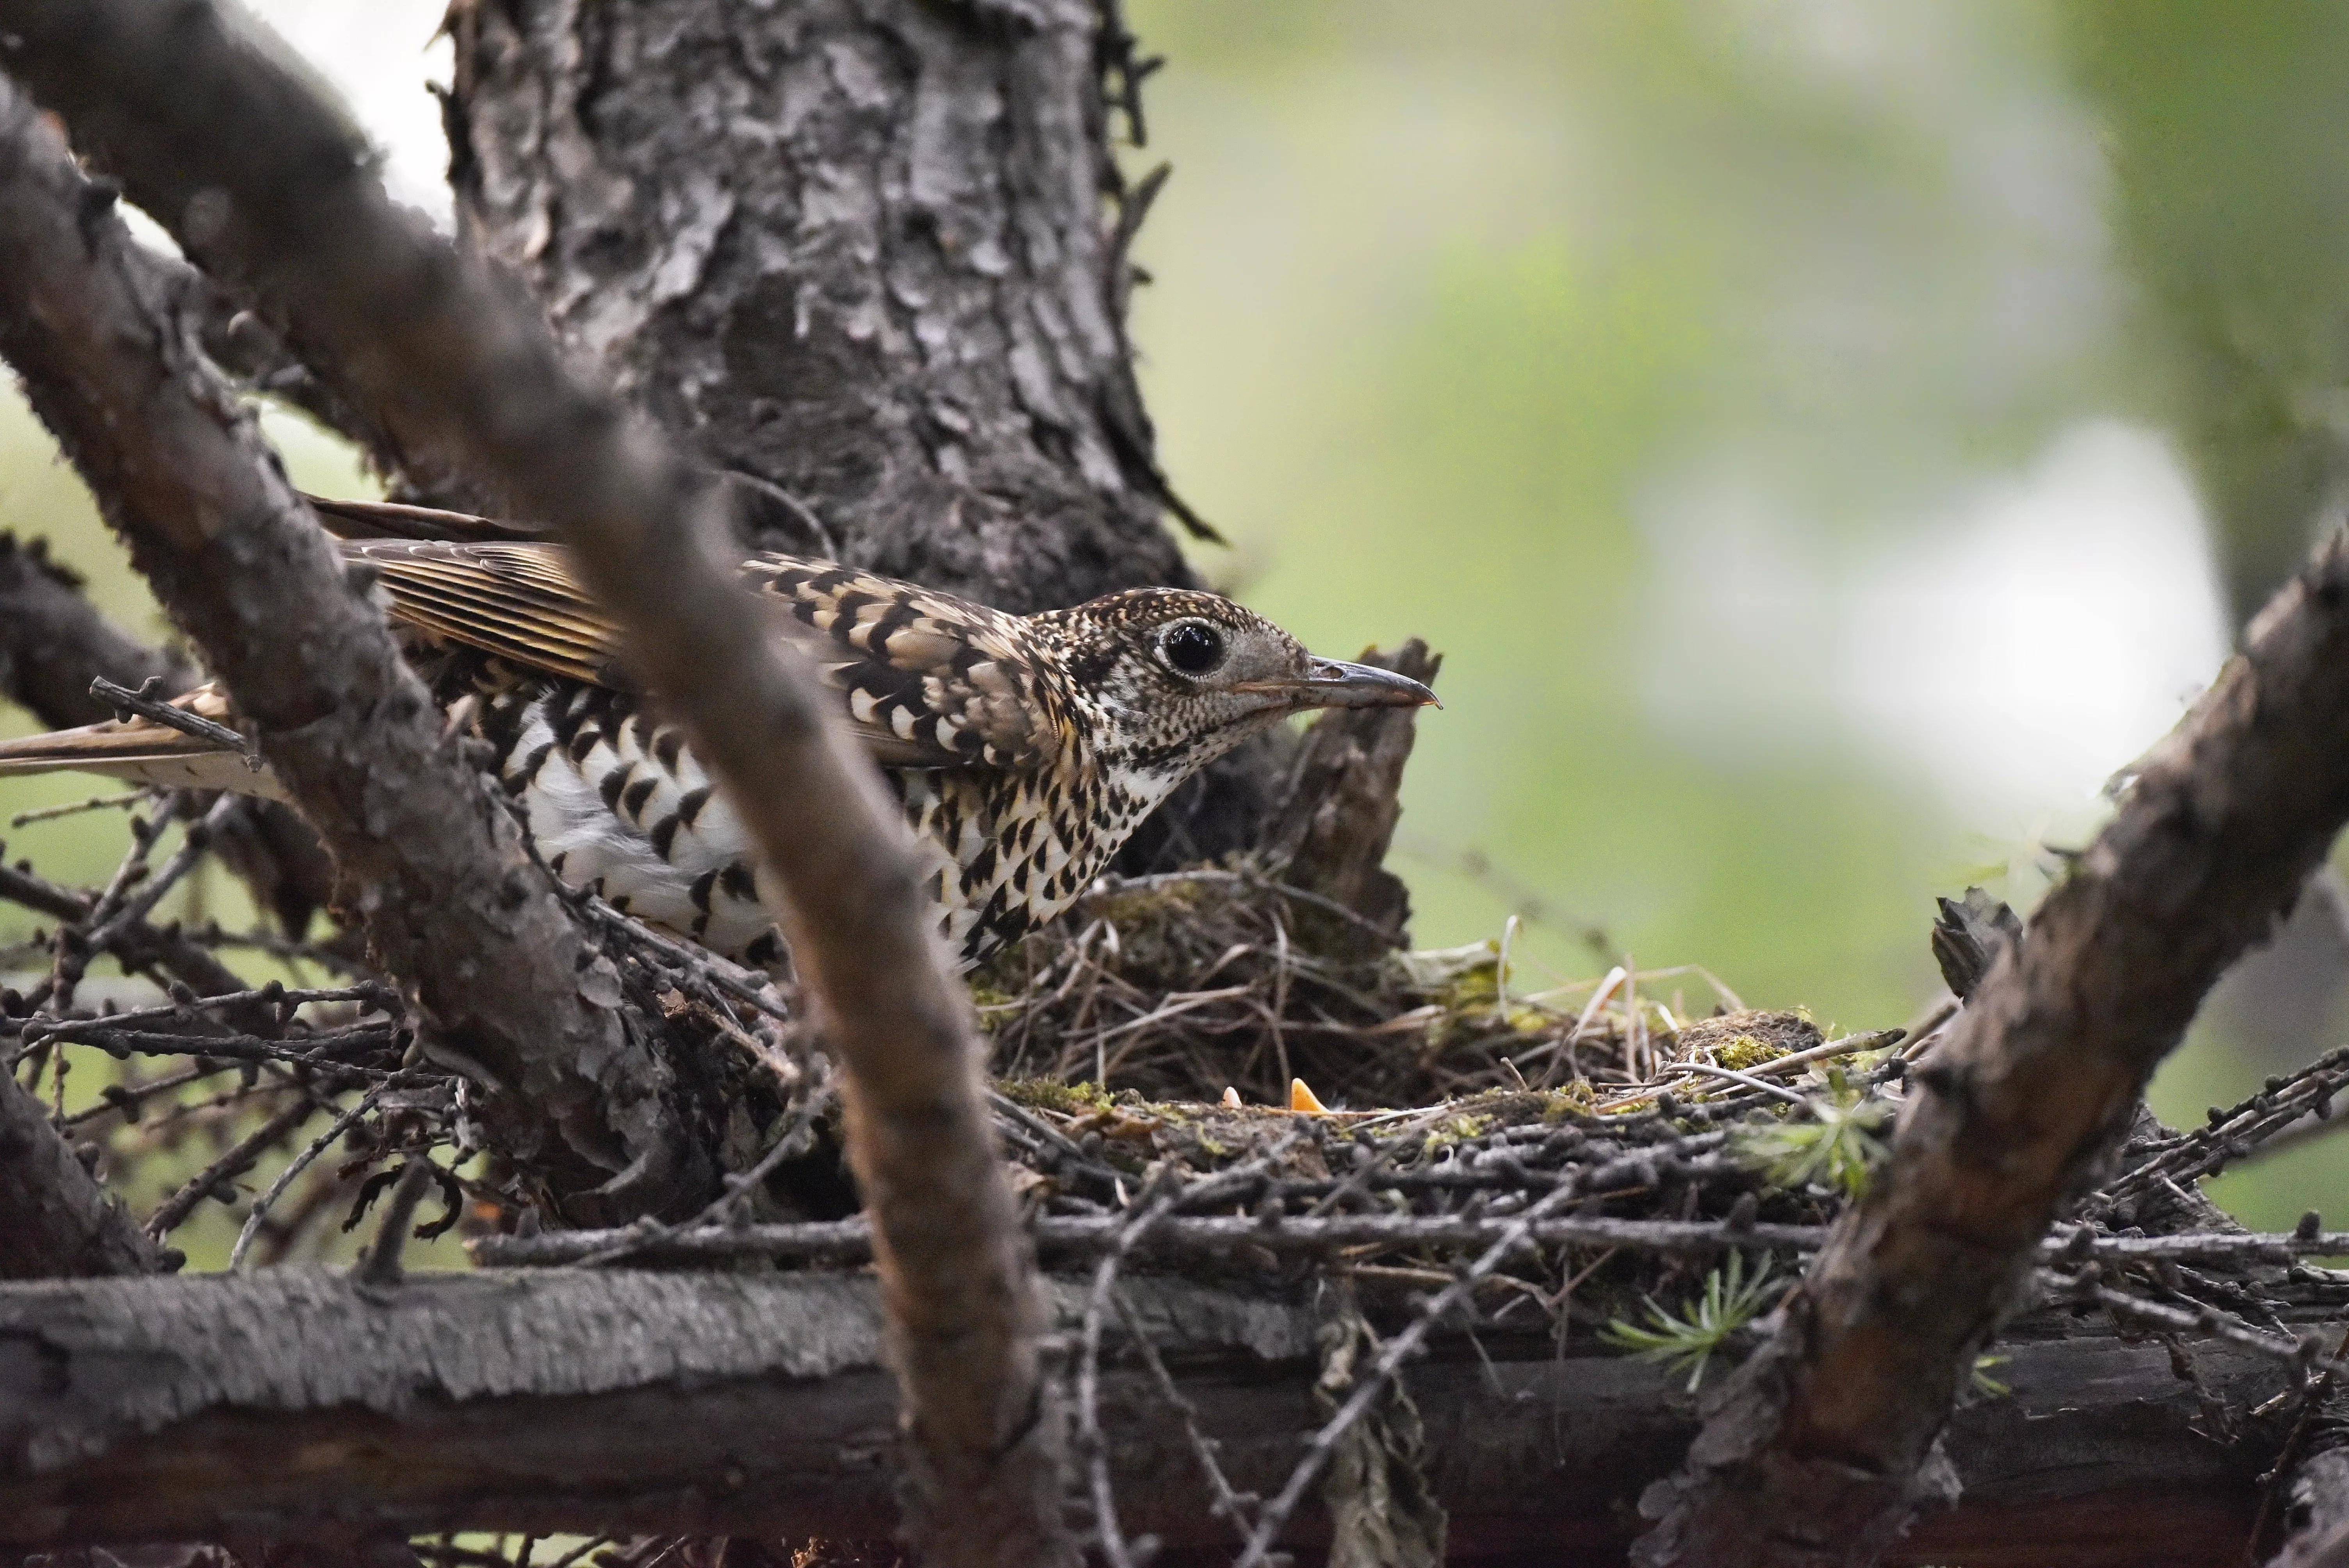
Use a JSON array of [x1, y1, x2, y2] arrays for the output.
[[1264, 639, 1442, 955], [442, 0, 1281, 871], [1634, 529, 2349, 1566], [0, 1266, 2325, 1568], [444, 0, 1192, 609], [2275, 1449, 2349, 1568]]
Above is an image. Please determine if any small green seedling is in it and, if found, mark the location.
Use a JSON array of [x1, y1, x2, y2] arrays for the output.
[[1600, 1251, 1782, 1392], [1739, 1067, 1890, 1198]]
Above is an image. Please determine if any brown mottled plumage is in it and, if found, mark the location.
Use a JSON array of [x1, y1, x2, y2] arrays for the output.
[[0, 500, 1436, 969]]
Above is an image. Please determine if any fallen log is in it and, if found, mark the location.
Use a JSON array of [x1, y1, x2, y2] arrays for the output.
[[0, 1267, 2326, 1566]]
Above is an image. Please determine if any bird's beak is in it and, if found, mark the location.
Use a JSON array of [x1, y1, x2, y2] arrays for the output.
[[1260, 657, 1440, 712]]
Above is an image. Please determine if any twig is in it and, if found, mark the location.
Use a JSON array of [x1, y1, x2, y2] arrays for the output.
[[578, 894, 790, 1025], [1, 9, 1070, 1548], [1112, 1283, 1258, 1544], [230, 1082, 391, 1269], [358, 1159, 437, 1286], [144, 1088, 319, 1238], [84, 793, 240, 951], [23, 1023, 401, 1073], [567, 1075, 838, 1268], [1077, 1137, 1305, 1566], [2048, 1272, 2316, 1366], [0, 63, 672, 1221], [1230, 1178, 1595, 1568], [2250, 1322, 2349, 1562], [1650, 1060, 1809, 1107], [88, 674, 252, 758], [474, 1210, 1833, 1267], [1636, 519, 2349, 1566], [10, 788, 151, 828]]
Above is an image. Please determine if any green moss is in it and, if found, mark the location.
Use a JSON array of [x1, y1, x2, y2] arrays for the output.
[[1419, 1112, 1494, 1155], [996, 1078, 1117, 1115], [1544, 1083, 1597, 1119], [966, 980, 1019, 1013], [1712, 1034, 1781, 1071]]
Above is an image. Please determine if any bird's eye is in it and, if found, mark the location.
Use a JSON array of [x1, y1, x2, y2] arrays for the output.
[[1159, 620, 1226, 676]]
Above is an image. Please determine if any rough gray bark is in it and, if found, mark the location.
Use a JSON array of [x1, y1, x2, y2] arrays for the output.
[[2268, 1357, 2349, 1568], [0, 1063, 169, 1280], [1634, 528, 2349, 1566], [0, 6, 1074, 1561], [0, 1266, 2328, 1568], [442, 0, 1282, 872], [0, 67, 695, 1222], [444, 0, 1193, 610], [2275, 1449, 2349, 1568]]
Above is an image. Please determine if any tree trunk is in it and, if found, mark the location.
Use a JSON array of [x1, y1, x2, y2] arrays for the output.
[[445, 0, 1187, 611], [441, 0, 1280, 868]]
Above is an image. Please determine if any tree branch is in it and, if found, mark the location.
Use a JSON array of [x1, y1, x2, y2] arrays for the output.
[[0, 523, 337, 936], [0, 1266, 2329, 1567], [0, 73, 694, 1222], [0, 5, 1070, 1560], [0, 534, 189, 729], [2267, 1338, 2349, 1567], [1262, 639, 1441, 954], [1635, 527, 2349, 1566], [2274, 1449, 2349, 1568], [0, 1061, 169, 1280]]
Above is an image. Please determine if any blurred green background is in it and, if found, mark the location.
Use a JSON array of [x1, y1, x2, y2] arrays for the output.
[[3, 0, 2342, 1233]]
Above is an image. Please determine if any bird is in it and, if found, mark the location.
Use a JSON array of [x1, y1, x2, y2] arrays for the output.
[[0, 498, 1437, 970]]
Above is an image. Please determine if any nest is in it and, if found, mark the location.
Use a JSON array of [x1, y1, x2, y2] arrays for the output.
[[974, 861, 1804, 1111], [11, 789, 2349, 1568]]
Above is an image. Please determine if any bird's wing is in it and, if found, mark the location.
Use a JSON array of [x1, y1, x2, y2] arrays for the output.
[[306, 494, 550, 544], [342, 538, 1063, 771]]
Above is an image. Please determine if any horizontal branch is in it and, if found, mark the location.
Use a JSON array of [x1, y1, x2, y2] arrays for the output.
[[472, 1212, 2349, 1270], [0, 467, 337, 937], [0, 534, 189, 729], [0, 1267, 2325, 1567], [0, 859, 248, 1001]]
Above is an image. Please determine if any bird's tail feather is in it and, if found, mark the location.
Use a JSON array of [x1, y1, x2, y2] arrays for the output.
[[0, 687, 289, 802]]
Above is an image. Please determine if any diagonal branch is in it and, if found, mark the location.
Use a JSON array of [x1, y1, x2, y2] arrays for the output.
[[1634, 528, 2349, 1566], [0, 533, 190, 729], [0, 1062, 169, 1280], [0, 531, 339, 936], [0, 5, 1073, 1561], [0, 76, 695, 1223]]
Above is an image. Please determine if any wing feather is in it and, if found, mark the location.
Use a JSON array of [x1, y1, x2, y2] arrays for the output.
[[339, 537, 1060, 771]]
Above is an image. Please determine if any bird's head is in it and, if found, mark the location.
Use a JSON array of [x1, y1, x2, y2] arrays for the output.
[[1030, 588, 1436, 795]]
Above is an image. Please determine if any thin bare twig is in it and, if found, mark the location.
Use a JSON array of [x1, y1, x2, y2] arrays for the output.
[[230, 1081, 392, 1269], [88, 674, 251, 757]]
